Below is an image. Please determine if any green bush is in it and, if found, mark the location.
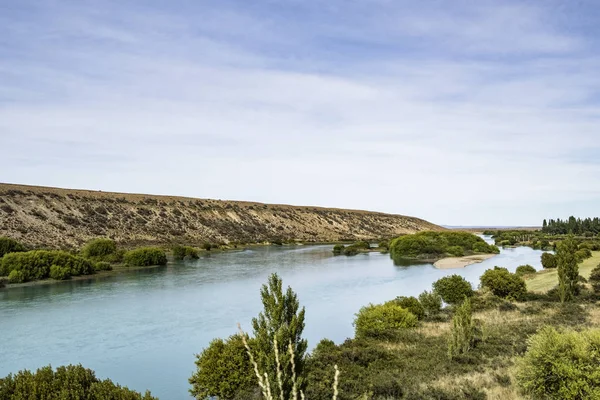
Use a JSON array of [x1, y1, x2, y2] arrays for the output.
[[8, 270, 25, 284], [0, 250, 95, 283], [391, 296, 425, 320], [432, 275, 474, 305], [354, 302, 418, 339], [389, 231, 498, 261], [479, 267, 527, 300], [189, 335, 256, 400], [515, 264, 536, 276], [447, 298, 475, 359], [172, 245, 199, 260], [447, 245, 464, 257], [81, 238, 117, 260], [541, 252, 557, 269], [0, 364, 156, 399], [589, 264, 600, 293], [418, 290, 442, 316], [123, 248, 167, 267], [516, 326, 600, 399], [332, 244, 345, 255], [50, 265, 71, 280], [0, 237, 26, 257], [94, 261, 113, 271]]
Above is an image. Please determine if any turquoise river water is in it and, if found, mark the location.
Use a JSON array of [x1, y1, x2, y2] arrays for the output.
[[0, 237, 545, 398]]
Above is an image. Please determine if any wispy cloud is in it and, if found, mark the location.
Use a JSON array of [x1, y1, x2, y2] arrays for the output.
[[1, 0, 599, 225]]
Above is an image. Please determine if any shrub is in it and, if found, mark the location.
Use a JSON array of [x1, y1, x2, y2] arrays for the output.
[[541, 252, 557, 269], [81, 238, 117, 260], [391, 296, 425, 320], [0, 364, 156, 399], [479, 267, 527, 300], [342, 245, 361, 256], [354, 302, 418, 339], [418, 290, 442, 316], [389, 231, 497, 260], [8, 270, 25, 284], [447, 245, 464, 257], [0, 250, 95, 283], [0, 237, 26, 257], [123, 248, 167, 267], [589, 264, 600, 293], [94, 261, 113, 271], [447, 298, 475, 359], [189, 335, 256, 400], [50, 265, 71, 280], [432, 275, 474, 305], [515, 264, 536, 276], [516, 327, 600, 400], [332, 244, 345, 255], [172, 245, 199, 260]]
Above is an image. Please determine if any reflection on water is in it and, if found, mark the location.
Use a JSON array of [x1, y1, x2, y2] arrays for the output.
[[0, 237, 544, 399]]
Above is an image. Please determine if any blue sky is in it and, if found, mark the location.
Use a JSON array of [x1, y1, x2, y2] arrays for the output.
[[1, 0, 599, 226]]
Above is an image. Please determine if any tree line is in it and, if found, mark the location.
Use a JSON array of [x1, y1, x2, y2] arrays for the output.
[[543, 216, 600, 235]]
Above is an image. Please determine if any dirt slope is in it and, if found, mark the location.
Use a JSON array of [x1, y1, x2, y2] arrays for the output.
[[0, 183, 444, 249]]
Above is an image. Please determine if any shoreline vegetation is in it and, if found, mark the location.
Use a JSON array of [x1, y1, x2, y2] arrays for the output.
[[388, 231, 500, 265]]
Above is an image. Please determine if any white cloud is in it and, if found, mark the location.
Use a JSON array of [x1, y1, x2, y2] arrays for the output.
[[0, 0, 599, 226]]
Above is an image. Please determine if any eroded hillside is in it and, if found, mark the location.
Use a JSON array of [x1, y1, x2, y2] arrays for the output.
[[0, 183, 443, 249]]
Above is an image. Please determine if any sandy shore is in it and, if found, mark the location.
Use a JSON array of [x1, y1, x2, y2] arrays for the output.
[[433, 254, 497, 269]]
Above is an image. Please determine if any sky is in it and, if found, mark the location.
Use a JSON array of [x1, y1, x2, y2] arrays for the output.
[[1, 0, 599, 226]]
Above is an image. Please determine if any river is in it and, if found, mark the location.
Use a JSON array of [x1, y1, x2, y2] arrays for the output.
[[0, 237, 545, 398]]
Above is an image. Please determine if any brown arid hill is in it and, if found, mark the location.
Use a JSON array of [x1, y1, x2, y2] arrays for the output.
[[0, 183, 444, 249]]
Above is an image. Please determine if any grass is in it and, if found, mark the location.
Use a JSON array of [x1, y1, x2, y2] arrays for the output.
[[525, 251, 600, 293]]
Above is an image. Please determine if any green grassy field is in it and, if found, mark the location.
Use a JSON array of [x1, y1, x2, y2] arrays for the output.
[[526, 251, 600, 293]]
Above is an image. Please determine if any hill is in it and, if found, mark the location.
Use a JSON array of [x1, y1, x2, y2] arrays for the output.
[[0, 183, 444, 249]]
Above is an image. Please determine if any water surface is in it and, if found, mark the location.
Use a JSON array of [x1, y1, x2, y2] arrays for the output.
[[0, 238, 544, 398]]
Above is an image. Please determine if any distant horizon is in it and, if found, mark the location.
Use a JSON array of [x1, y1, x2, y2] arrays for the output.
[[2, 0, 599, 226]]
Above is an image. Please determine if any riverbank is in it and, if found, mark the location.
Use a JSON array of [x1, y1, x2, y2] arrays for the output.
[[433, 254, 497, 269]]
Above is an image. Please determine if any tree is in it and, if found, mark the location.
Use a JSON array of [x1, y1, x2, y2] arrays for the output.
[[541, 252, 557, 269], [432, 275, 474, 305], [189, 335, 256, 400], [0, 364, 156, 399], [251, 273, 308, 399], [447, 298, 475, 359], [557, 238, 579, 302]]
